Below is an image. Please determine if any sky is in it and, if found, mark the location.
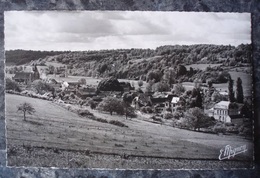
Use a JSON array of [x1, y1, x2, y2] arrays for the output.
[[5, 11, 251, 51]]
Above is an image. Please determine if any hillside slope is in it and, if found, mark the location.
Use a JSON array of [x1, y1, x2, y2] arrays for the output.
[[6, 44, 252, 83]]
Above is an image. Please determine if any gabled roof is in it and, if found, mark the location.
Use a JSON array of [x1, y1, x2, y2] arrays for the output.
[[214, 101, 230, 109], [13, 72, 31, 80], [23, 66, 33, 73], [36, 66, 48, 73]]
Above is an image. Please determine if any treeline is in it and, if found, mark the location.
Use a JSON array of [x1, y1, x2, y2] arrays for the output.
[[66, 44, 251, 82], [5, 50, 69, 65], [6, 44, 251, 84]]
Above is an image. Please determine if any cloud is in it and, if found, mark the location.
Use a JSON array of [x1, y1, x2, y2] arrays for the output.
[[5, 11, 251, 51]]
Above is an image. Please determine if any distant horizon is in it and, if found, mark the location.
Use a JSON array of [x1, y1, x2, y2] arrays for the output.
[[5, 43, 251, 52], [5, 11, 251, 51]]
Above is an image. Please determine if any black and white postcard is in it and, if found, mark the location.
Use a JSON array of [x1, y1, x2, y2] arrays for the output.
[[4, 11, 253, 169]]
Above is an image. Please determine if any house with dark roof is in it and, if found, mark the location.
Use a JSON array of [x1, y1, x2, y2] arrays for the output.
[[12, 72, 33, 84], [12, 65, 41, 84], [119, 82, 135, 92], [76, 87, 97, 99], [150, 92, 175, 113]]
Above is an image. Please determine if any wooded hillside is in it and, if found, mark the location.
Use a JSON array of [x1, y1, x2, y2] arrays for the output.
[[6, 44, 251, 84]]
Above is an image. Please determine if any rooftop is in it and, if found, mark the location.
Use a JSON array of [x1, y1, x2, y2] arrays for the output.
[[171, 97, 180, 104], [214, 101, 230, 109], [13, 72, 32, 79]]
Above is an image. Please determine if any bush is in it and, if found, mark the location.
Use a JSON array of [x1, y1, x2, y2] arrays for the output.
[[173, 83, 185, 96], [125, 105, 137, 118], [164, 112, 173, 120], [6, 78, 21, 92], [92, 117, 108, 123], [216, 71, 230, 83], [239, 127, 252, 136], [213, 125, 227, 134], [140, 106, 153, 113], [150, 115, 162, 123], [172, 111, 183, 120], [182, 107, 215, 131], [89, 100, 98, 109], [152, 81, 170, 92], [109, 120, 128, 127], [97, 97, 124, 115], [31, 80, 54, 95], [225, 126, 239, 134], [77, 109, 94, 117]]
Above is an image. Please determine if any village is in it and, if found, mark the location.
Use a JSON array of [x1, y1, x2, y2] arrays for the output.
[[4, 10, 254, 169], [6, 61, 252, 136], [5, 44, 254, 168]]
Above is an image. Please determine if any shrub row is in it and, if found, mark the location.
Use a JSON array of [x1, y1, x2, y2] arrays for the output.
[[109, 120, 128, 128]]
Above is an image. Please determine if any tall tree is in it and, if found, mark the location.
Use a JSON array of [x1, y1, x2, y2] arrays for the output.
[[145, 80, 154, 93], [173, 83, 185, 96], [195, 89, 203, 108], [177, 65, 187, 77], [236, 77, 244, 103], [228, 76, 235, 102], [163, 68, 176, 85], [123, 93, 133, 119]]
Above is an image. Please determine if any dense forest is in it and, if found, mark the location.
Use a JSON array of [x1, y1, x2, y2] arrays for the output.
[[6, 44, 251, 84], [5, 50, 69, 65]]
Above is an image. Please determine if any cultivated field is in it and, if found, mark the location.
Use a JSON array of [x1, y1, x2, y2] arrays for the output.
[[6, 94, 253, 168]]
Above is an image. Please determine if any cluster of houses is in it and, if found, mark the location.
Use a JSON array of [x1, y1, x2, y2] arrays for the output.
[[12, 65, 48, 84], [9, 64, 246, 124]]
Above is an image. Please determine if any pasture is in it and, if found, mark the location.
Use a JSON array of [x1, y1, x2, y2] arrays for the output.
[[48, 74, 148, 90], [181, 71, 252, 97], [6, 94, 253, 168], [185, 64, 222, 70]]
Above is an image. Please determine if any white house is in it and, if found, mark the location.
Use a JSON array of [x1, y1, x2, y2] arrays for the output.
[[170, 97, 180, 112], [212, 101, 231, 123], [207, 101, 242, 123], [171, 97, 180, 107]]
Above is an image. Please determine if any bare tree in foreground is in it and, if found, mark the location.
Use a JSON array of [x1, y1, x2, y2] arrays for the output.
[[17, 102, 36, 121]]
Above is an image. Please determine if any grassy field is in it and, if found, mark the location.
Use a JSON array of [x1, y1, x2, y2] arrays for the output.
[[48, 74, 148, 90], [181, 70, 252, 97], [6, 94, 253, 168], [185, 64, 222, 70]]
